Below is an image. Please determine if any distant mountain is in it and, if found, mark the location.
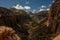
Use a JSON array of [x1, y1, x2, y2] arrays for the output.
[[10, 7, 33, 17], [33, 11, 48, 19], [10, 8, 26, 14]]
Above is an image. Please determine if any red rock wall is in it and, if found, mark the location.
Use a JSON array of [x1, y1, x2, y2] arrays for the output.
[[49, 0, 60, 33]]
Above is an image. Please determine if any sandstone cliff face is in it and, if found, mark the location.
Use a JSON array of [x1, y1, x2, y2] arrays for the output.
[[0, 7, 15, 27], [0, 7, 30, 26], [49, 0, 60, 34], [0, 7, 30, 40], [0, 26, 21, 40]]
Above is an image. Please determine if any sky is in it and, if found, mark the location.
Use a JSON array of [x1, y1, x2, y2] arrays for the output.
[[0, 0, 55, 12]]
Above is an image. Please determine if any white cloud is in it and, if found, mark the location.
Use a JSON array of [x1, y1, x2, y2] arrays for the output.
[[36, 5, 49, 13], [12, 4, 24, 10], [49, 4, 51, 7], [36, 9, 45, 13], [36, 8, 49, 13], [38, 5, 47, 11], [12, 4, 31, 10], [39, 9, 46, 11], [40, 5, 47, 8], [49, 1, 55, 7], [47, 8, 50, 11], [32, 10, 36, 13], [25, 1, 29, 4], [24, 6, 31, 10], [39, 8, 50, 12]]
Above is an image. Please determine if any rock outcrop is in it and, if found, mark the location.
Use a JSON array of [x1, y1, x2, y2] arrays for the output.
[[0, 7, 30, 40], [49, 0, 60, 34]]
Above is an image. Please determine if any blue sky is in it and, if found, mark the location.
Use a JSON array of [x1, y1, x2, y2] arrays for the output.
[[0, 0, 54, 11]]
